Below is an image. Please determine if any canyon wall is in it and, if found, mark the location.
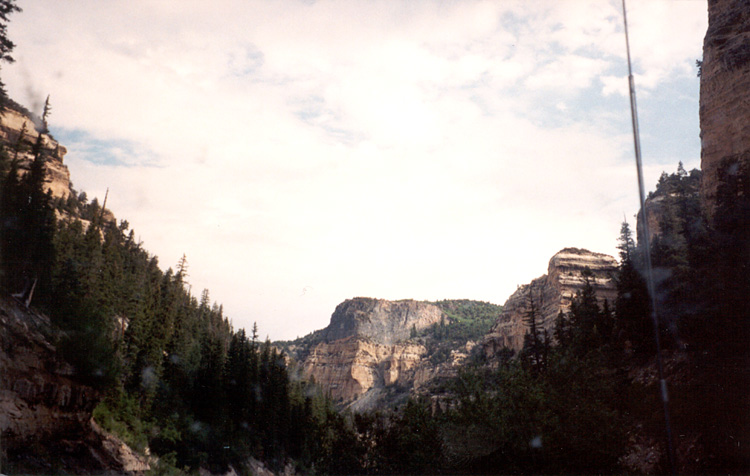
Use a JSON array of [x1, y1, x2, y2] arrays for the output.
[[482, 248, 618, 356], [0, 105, 142, 473], [324, 298, 444, 345], [294, 249, 618, 410], [292, 298, 477, 410], [0, 106, 71, 200], [0, 293, 149, 473], [699, 0, 750, 219]]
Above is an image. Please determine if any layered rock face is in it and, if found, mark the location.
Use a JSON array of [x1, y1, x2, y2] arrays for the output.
[[301, 336, 432, 410], [0, 292, 148, 472], [324, 298, 444, 345], [699, 0, 750, 218], [0, 107, 72, 200], [297, 298, 451, 409], [482, 248, 618, 355], [0, 294, 96, 445]]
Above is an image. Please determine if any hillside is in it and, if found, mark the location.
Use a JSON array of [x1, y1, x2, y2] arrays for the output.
[[1, 0, 748, 473], [0, 102, 325, 474], [0, 292, 149, 473]]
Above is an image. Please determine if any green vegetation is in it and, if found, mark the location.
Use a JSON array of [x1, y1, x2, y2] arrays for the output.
[[275, 278, 629, 475], [0, 11, 745, 467], [277, 299, 502, 365], [431, 299, 503, 341], [420, 299, 502, 365], [265, 165, 748, 475], [3, 130, 747, 473], [0, 115, 344, 473]]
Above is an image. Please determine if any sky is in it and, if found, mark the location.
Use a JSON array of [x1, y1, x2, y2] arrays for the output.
[[3, 0, 708, 341]]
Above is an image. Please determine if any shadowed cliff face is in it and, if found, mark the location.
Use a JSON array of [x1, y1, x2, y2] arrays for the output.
[[699, 0, 750, 218], [482, 248, 618, 356], [0, 294, 149, 473], [0, 295, 97, 443]]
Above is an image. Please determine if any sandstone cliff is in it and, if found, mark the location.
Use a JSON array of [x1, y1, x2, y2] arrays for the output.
[[699, 0, 750, 219], [637, 167, 702, 243], [285, 298, 498, 410], [482, 248, 618, 356], [0, 293, 149, 473], [324, 298, 444, 345], [0, 105, 71, 200], [300, 336, 429, 410]]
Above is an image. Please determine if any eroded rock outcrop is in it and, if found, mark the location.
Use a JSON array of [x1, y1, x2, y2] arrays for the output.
[[301, 336, 431, 407], [0, 293, 149, 473], [0, 106, 72, 200], [482, 248, 618, 356], [324, 298, 444, 345], [293, 298, 459, 409], [699, 0, 750, 219]]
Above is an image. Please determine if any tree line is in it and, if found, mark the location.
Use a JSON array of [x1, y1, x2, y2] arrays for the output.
[[0, 108, 358, 474], [259, 163, 748, 475], [0, 0, 746, 465]]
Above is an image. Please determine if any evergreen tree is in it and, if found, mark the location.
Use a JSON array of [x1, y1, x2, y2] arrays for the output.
[[0, 96, 56, 305], [553, 309, 568, 347], [614, 221, 652, 356], [0, 0, 19, 111], [521, 290, 548, 375], [176, 253, 189, 283], [568, 269, 604, 355]]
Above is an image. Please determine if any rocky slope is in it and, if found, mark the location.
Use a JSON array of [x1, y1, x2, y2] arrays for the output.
[[283, 298, 497, 411], [699, 0, 750, 219], [482, 248, 618, 356], [0, 104, 144, 473], [0, 292, 149, 474], [0, 104, 115, 230]]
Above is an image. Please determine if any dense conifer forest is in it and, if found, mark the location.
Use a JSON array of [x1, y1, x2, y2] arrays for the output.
[[0, 1, 748, 473], [2, 112, 748, 474]]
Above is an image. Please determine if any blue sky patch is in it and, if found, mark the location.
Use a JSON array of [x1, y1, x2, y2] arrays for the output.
[[52, 128, 158, 167]]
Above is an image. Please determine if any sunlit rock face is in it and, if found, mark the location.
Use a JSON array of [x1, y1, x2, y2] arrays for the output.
[[482, 248, 618, 356], [0, 107, 71, 199], [324, 298, 444, 345], [298, 298, 450, 409], [301, 336, 430, 406], [699, 0, 750, 218]]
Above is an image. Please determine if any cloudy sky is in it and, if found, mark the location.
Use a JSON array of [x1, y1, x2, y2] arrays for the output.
[[4, 0, 707, 340]]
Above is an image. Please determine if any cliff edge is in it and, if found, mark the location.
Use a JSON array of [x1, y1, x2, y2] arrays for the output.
[[699, 0, 750, 219], [482, 248, 618, 356]]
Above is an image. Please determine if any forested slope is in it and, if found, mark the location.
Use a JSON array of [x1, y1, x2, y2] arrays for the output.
[[0, 101, 345, 474]]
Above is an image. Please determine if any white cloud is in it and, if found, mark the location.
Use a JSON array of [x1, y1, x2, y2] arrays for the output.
[[4, 0, 707, 339]]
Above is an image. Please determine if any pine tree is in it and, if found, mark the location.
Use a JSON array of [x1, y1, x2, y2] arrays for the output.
[[615, 222, 652, 356], [521, 290, 548, 374], [617, 220, 636, 263], [176, 253, 189, 283], [553, 309, 568, 347], [568, 269, 604, 356], [0, 0, 20, 111], [1, 96, 57, 304]]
